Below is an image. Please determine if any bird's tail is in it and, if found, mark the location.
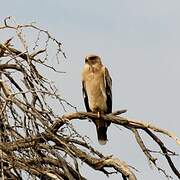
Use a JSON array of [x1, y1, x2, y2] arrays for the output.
[[96, 125, 108, 145]]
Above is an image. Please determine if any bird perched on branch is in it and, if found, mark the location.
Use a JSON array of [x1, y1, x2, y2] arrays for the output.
[[82, 55, 112, 145]]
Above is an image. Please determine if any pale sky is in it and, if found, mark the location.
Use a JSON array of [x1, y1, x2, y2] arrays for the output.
[[1, 0, 180, 179]]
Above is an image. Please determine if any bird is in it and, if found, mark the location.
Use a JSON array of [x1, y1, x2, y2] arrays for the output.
[[82, 55, 112, 145]]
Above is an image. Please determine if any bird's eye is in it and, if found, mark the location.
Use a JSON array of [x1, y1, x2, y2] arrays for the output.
[[85, 58, 88, 63]]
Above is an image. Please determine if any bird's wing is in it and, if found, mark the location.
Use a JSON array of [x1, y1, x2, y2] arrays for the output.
[[82, 80, 91, 112], [104, 67, 112, 113]]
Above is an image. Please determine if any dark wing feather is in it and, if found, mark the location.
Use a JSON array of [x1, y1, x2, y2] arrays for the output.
[[104, 67, 112, 113], [82, 81, 91, 112]]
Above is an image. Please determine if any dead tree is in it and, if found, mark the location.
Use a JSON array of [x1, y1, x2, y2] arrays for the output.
[[0, 17, 179, 180]]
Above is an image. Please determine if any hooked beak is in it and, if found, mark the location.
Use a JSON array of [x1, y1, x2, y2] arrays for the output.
[[89, 64, 94, 72]]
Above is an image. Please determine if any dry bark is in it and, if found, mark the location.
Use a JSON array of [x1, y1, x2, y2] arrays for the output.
[[0, 17, 179, 180]]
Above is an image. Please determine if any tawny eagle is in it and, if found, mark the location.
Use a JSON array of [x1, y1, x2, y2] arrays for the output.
[[82, 55, 112, 145]]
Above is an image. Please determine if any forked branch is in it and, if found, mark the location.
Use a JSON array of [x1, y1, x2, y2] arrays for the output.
[[0, 17, 179, 180]]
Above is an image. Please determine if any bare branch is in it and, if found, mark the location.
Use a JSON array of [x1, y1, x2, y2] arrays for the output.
[[0, 17, 179, 180], [131, 128, 157, 164], [63, 111, 180, 145], [144, 129, 180, 179]]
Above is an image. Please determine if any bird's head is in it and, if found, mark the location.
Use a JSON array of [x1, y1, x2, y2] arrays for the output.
[[85, 55, 102, 71]]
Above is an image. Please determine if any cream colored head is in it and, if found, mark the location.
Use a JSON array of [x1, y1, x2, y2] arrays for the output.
[[85, 55, 102, 66]]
